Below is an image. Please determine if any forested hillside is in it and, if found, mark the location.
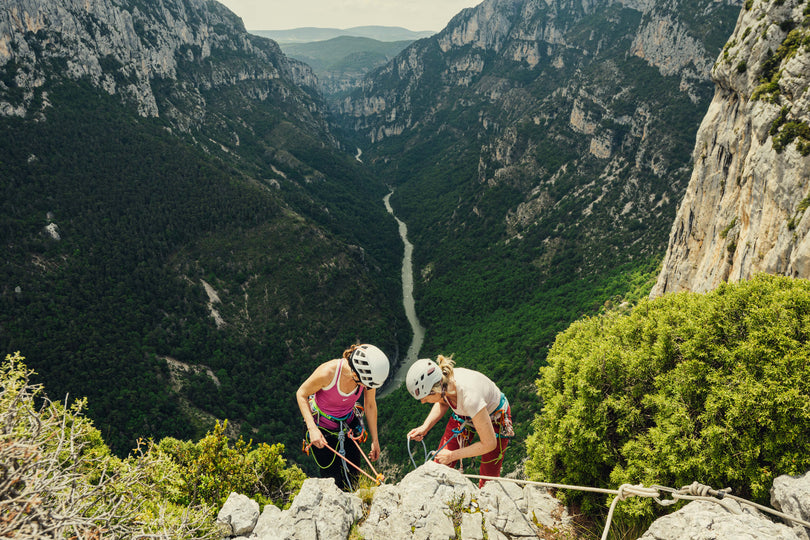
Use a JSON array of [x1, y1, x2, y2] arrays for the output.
[[338, 0, 742, 470], [0, 0, 407, 465]]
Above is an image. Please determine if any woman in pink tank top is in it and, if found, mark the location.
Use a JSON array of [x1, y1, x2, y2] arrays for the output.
[[296, 343, 390, 491]]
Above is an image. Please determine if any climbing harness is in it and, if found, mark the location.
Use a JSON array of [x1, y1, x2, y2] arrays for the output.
[[309, 395, 356, 426], [446, 393, 514, 440], [303, 402, 384, 487], [303, 430, 385, 486], [462, 475, 810, 540], [407, 394, 513, 471]]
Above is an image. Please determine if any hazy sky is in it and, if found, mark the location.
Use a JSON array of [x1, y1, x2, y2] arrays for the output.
[[216, 0, 483, 32]]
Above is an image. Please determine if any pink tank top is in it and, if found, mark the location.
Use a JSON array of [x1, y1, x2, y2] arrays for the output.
[[312, 359, 362, 430]]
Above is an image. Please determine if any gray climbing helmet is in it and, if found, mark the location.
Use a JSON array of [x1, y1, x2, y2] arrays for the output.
[[349, 344, 390, 389], [406, 358, 442, 399]]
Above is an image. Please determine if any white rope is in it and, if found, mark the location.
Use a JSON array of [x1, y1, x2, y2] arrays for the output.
[[463, 475, 810, 537], [600, 484, 661, 540]]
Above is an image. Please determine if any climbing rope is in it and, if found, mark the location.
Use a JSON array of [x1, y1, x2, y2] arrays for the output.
[[303, 426, 385, 486], [462, 475, 810, 539], [406, 425, 467, 470], [407, 436, 433, 469], [347, 429, 385, 485]]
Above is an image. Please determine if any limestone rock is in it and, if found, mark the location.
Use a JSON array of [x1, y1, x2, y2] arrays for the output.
[[262, 478, 363, 540], [0, 0, 322, 136], [219, 465, 810, 540], [217, 492, 259, 537], [771, 471, 810, 540], [651, 0, 810, 297], [219, 461, 571, 540], [639, 499, 801, 540]]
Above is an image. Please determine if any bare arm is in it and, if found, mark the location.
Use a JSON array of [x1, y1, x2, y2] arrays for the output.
[[363, 388, 381, 460], [295, 360, 337, 448], [433, 407, 496, 463]]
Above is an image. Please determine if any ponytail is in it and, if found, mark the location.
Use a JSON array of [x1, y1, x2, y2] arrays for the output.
[[434, 354, 455, 396]]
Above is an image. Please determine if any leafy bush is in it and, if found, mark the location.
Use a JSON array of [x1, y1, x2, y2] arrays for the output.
[[0, 352, 218, 538], [154, 421, 306, 510], [526, 275, 810, 520], [0, 352, 305, 537]]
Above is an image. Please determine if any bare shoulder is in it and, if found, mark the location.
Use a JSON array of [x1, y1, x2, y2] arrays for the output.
[[312, 358, 341, 382], [298, 358, 342, 395]]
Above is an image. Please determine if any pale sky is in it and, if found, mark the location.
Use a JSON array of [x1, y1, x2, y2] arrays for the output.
[[216, 0, 483, 32]]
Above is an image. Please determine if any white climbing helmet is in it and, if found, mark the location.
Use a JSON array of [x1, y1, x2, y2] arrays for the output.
[[349, 344, 390, 389], [406, 358, 443, 399]]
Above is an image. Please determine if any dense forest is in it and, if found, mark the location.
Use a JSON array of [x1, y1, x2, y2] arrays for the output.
[[0, 80, 407, 468]]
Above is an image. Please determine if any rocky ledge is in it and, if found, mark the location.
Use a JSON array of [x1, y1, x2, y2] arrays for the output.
[[217, 462, 810, 540]]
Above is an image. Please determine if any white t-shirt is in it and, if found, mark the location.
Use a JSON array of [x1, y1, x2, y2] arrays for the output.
[[450, 368, 502, 418]]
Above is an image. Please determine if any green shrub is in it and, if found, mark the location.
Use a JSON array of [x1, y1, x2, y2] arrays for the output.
[[773, 121, 810, 154], [154, 420, 306, 510], [0, 352, 218, 538], [526, 275, 810, 520], [0, 352, 305, 537]]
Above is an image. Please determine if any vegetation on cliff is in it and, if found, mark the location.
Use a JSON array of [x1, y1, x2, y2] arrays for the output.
[[0, 352, 304, 538], [527, 274, 810, 521]]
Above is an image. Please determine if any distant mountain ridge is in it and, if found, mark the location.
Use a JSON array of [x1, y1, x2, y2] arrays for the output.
[[251, 26, 435, 44], [281, 36, 416, 100]]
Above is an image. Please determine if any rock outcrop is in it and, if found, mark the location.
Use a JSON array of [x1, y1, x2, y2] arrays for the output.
[[218, 461, 572, 539], [639, 500, 801, 540], [217, 463, 810, 540], [651, 0, 810, 297], [0, 0, 324, 137]]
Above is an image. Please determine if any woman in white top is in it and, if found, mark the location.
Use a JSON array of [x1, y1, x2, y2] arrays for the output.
[[405, 354, 513, 487]]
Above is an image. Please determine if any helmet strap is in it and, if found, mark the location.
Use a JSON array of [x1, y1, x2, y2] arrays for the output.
[[347, 357, 363, 386]]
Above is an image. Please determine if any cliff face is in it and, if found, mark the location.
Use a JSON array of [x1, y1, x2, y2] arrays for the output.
[[0, 0, 325, 138], [651, 0, 810, 296], [335, 0, 742, 285], [338, 0, 741, 140]]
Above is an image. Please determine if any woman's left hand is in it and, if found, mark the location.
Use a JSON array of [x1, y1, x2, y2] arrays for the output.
[[432, 448, 454, 465], [369, 440, 381, 461]]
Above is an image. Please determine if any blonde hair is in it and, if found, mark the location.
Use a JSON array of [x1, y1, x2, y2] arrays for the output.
[[431, 354, 455, 393]]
